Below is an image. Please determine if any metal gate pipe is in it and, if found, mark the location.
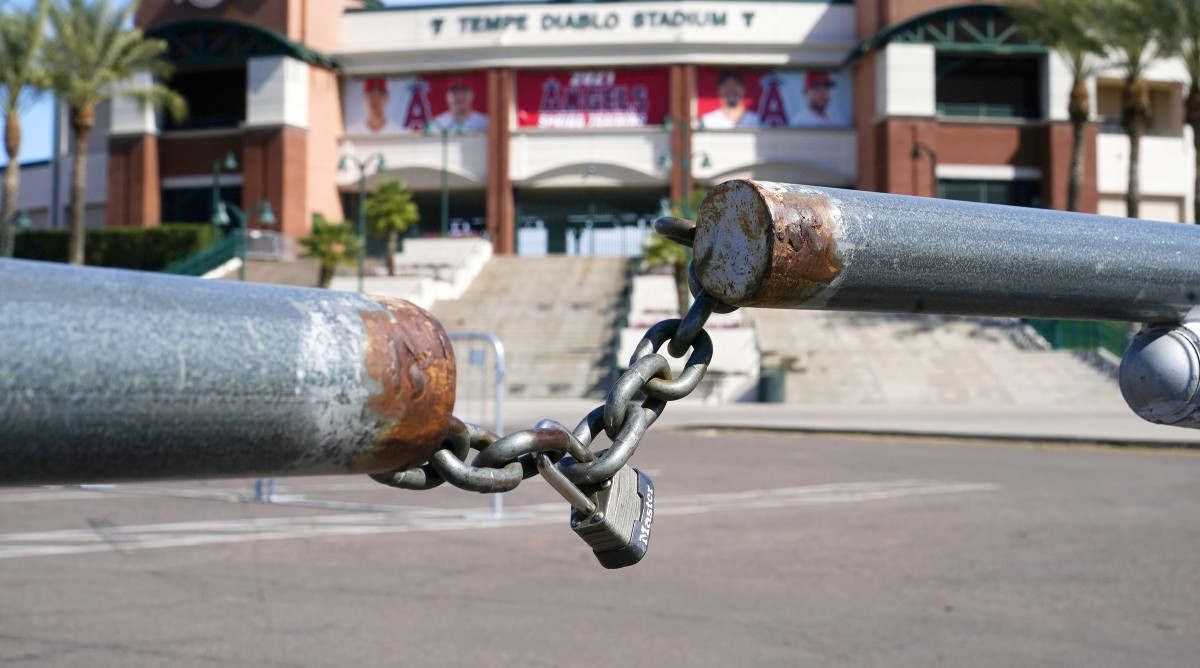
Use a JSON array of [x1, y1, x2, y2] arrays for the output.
[[692, 180, 1200, 323], [0, 259, 456, 485]]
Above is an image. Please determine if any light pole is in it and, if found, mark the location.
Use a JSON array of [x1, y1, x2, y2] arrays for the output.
[[339, 153, 386, 293], [211, 151, 237, 227], [659, 149, 712, 219], [3, 210, 31, 258], [911, 142, 938, 198], [661, 115, 711, 219], [212, 199, 276, 281], [424, 122, 464, 237]]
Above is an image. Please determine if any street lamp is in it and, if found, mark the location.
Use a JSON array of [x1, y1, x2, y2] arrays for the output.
[[661, 115, 712, 219], [911, 142, 938, 197], [211, 199, 276, 281], [339, 152, 386, 293], [659, 150, 712, 219], [424, 122, 465, 238], [2, 210, 31, 258], [211, 151, 237, 228]]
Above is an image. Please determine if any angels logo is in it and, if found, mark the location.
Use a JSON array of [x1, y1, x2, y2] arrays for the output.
[[757, 76, 789, 128], [402, 79, 433, 130]]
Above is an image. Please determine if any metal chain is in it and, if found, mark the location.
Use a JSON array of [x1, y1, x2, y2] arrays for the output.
[[370, 217, 735, 495]]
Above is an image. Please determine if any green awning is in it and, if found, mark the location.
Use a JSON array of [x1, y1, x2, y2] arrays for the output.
[[147, 19, 341, 71]]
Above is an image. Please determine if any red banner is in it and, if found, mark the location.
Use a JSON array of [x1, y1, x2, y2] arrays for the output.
[[696, 67, 851, 129], [516, 69, 669, 129], [344, 71, 489, 135]]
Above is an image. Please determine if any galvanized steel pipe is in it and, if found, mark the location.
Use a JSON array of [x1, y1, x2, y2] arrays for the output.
[[0, 260, 456, 485], [693, 180, 1200, 322]]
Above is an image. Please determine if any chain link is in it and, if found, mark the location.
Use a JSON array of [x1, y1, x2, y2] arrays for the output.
[[371, 217, 737, 496]]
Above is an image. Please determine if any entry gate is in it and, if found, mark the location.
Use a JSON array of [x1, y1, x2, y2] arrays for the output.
[[5, 178, 1200, 488], [517, 214, 657, 256]]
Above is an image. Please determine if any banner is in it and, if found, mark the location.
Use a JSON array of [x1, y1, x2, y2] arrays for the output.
[[344, 72, 489, 135], [516, 69, 669, 129], [695, 67, 852, 129]]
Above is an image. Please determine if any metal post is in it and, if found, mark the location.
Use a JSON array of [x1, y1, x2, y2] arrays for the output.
[[212, 160, 221, 223], [238, 207, 247, 282], [358, 171, 367, 293], [447, 332, 505, 518], [441, 127, 450, 238], [690, 180, 1200, 322], [0, 260, 457, 485]]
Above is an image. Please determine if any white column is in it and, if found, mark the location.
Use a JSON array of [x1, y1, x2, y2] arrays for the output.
[[108, 71, 159, 136], [875, 43, 935, 118], [246, 56, 310, 129]]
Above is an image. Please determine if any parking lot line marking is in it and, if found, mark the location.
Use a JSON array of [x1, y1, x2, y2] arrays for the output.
[[0, 480, 997, 560]]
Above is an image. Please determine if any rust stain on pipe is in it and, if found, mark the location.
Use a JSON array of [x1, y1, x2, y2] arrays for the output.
[[350, 297, 456, 474], [694, 180, 843, 308], [751, 182, 842, 308]]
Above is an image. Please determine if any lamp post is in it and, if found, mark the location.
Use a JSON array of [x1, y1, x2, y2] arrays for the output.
[[911, 142, 938, 198], [659, 149, 712, 219], [212, 199, 276, 281], [211, 151, 237, 228], [339, 153, 386, 293], [661, 115, 711, 219], [3, 210, 31, 258], [424, 122, 464, 237]]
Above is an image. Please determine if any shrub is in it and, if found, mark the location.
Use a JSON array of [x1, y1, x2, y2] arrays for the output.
[[13, 224, 216, 271]]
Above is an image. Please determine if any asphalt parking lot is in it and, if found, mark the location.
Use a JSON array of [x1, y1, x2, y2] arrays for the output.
[[2, 430, 1198, 667]]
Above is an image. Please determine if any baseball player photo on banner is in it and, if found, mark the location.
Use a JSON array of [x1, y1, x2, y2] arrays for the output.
[[516, 69, 669, 129], [343, 72, 489, 135], [696, 67, 851, 129]]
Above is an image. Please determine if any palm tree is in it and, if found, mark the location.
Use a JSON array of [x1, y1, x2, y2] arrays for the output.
[[0, 0, 48, 255], [45, 0, 185, 265], [1159, 0, 1200, 223], [365, 178, 420, 276], [1007, 0, 1104, 212], [1094, 0, 1172, 219], [300, 216, 362, 289]]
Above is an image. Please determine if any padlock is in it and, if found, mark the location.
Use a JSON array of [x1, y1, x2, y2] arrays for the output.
[[537, 455, 655, 569]]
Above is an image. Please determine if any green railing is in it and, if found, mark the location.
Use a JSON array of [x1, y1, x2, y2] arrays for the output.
[[1024, 319, 1135, 357], [936, 102, 1024, 119], [162, 231, 241, 277]]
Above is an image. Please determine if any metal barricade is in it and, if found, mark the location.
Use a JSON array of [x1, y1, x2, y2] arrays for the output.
[[446, 332, 507, 517], [246, 229, 285, 260]]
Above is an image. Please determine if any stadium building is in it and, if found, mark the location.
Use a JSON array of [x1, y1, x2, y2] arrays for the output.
[[13, 0, 1198, 256]]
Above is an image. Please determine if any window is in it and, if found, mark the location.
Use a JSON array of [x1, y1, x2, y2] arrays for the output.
[[161, 186, 242, 224], [935, 55, 1041, 119], [1095, 80, 1182, 136], [939, 179, 1040, 207], [162, 67, 247, 131]]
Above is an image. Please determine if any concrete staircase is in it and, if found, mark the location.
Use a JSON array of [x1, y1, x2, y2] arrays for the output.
[[749, 309, 1126, 408], [431, 256, 630, 399]]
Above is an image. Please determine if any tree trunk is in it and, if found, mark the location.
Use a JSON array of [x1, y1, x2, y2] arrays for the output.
[[386, 229, 397, 276], [68, 105, 94, 265], [318, 261, 334, 289], [1122, 80, 1150, 220], [673, 258, 689, 317], [1067, 78, 1089, 213], [2, 113, 21, 257], [1187, 84, 1200, 223]]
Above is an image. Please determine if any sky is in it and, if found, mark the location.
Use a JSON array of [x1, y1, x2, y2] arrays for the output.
[[0, 0, 502, 168]]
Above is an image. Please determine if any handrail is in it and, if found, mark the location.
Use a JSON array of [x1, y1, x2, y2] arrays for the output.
[[162, 230, 241, 276], [691, 180, 1200, 323], [0, 259, 456, 485]]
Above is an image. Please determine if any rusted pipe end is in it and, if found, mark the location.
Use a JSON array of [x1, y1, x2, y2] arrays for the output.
[[693, 180, 842, 308], [352, 297, 456, 474]]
